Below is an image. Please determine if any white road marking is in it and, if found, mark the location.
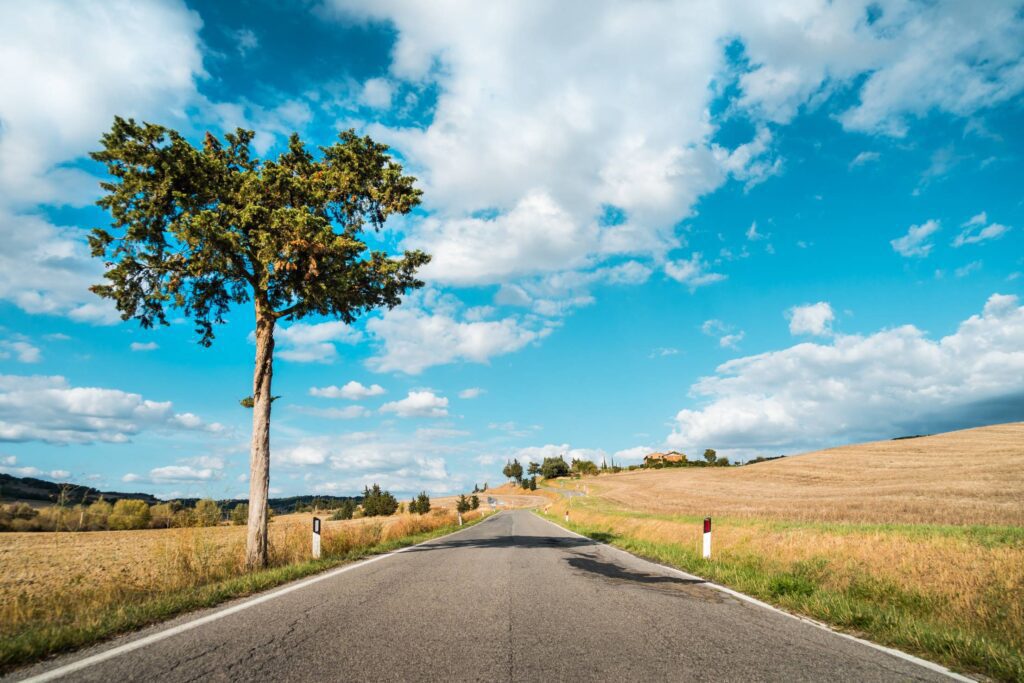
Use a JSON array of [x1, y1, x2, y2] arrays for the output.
[[535, 512, 974, 683], [17, 514, 501, 683]]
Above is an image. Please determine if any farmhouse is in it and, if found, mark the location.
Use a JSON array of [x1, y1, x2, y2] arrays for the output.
[[643, 451, 686, 466]]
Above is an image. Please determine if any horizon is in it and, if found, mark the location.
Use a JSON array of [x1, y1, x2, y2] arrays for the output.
[[1, 1, 1023, 500]]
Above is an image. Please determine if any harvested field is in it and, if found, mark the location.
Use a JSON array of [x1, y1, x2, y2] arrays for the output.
[[585, 422, 1024, 525]]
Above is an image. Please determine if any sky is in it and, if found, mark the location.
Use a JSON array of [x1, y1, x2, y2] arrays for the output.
[[0, 0, 1022, 501]]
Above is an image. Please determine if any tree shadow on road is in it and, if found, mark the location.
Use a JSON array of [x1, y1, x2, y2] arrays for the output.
[[401, 534, 601, 552], [566, 554, 705, 586]]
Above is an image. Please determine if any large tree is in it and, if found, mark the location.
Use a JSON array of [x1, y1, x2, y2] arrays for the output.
[[90, 118, 429, 568]]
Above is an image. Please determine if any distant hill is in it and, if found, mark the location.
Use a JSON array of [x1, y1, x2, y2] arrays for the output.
[[0, 474, 357, 513], [583, 422, 1024, 526]]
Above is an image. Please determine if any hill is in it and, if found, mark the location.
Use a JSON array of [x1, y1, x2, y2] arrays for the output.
[[588, 422, 1024, 525], [0, 474, 356, 513]]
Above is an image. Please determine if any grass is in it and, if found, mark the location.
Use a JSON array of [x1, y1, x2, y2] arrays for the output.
[[539, 499, 1024, 681], [0, 508, 489, 673]]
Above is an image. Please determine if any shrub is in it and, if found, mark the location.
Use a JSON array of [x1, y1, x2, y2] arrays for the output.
[[409, 491, 431, 514], [540, 456, 570, 479], [470, 494, 480, 510], [455, 494, 471, 513], [331, 499, 354, 520], [150, 502, 176, 528], [362, 484, 398, 517], [86, 499, 113, 529], [193, 499, 221, 527], [108, 499, 151, 530], [230, 503, 249, 525]]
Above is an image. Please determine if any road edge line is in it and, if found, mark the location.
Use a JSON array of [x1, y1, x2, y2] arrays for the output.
[[531, 511, 973, 683], [17, 512, 502, 683]]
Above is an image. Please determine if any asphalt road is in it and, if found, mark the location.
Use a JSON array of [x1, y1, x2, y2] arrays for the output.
[[10, 511, 961, 682]]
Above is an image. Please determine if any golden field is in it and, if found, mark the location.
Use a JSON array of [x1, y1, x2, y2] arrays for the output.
[[0, 508, 486, 670], [542, 422, 1024, 680], [587, 422, 1024, 525]]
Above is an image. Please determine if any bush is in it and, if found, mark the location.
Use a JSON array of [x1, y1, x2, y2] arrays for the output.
[[193, 499, 221, 527], [230, 503, 248, 525], [470, 494, 480, 510], [540, 456, 570, 479], [409, 491, 431, 515], [150, 502, 176, 528], [86, 499, 113, 529], [108, 499, 151, 530], [455, 494, 471, 513], [331, 499, 354, 520], [362, 484, 399, 517]]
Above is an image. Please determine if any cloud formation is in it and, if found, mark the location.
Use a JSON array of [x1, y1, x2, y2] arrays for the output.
[[379, 390, 449, 418]]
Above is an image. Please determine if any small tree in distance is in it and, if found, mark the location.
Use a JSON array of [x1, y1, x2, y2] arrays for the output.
[[362, 484, 399, 517], [470, 494, 480, 510], [455, 494, 471, 514], [703, 449, 717, 465], [90, 119, 429, 568]]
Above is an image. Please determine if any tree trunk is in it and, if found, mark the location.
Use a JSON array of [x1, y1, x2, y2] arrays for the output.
[[245, 309, 275, 570]]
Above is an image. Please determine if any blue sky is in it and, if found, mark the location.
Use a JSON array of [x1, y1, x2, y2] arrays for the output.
[[1, 1, 1022, 500]]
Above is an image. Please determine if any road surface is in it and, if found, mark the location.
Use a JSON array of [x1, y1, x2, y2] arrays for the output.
[[9, 511, 962, 682]]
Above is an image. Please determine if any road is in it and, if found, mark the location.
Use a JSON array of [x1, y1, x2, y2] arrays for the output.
[[10, 511, 961, 682]]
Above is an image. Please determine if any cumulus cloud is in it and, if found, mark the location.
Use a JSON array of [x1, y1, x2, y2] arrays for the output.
[[291, 405, 371, 420], [701, 319, 744, 349], [309, 381, 386, 400], [786, 302, 835, 337], [0, 374, 222, 444], [379, 390, 449, 418], [891, 220, 940, 258], [458, 387, 484, 399], [668, 294, 1024, 455], [0, 1, 205, 320], [275, 321, 362, 363], [952, 212, 1011, 247], [0, 339, 41, 363], [367, 291, 550, 374], [0, 455, 71, 480], [664, 253, 726, 291], [511, 443, 607, 465], [130, 342, 159, 352]]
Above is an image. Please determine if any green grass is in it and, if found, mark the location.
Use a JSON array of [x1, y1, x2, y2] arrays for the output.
[[568, 496, 1024, 548], [541, 510, 1024, 682], [0, 515, 488, 674]]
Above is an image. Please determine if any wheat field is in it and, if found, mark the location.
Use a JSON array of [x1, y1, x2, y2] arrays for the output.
[[588, 422, 1024, 525]]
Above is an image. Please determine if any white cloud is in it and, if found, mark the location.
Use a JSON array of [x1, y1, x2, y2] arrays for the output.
[[668, 294, 1024, 455], [275, 321, 362, 363], [0, 339, 42, 363], [0, 455, 73, 480], [745, 222, 768, 241], [379, 390, 449, 418], [952, 212, 1011, 247], [664, 253, 726, 291], [955, 261, 982, 278], [232, 27, 259, 56], [309, 381, 386, 400], [0, 374, 220, 444], [0, 1, 205, 320], [359, 77, 394, 109], [130, 342, 159, 352], [612, 445, 655, 464], [367, 291, 549, 374], [891, 220, 940, 258], [149, 465, 219, 483], [849, 151, 880, 168], [649, 347, 679, 358], [512, 443, 607, 465], [701, 319, 744, 349], [291, 405, 371, 420], [786, 302, 835, 337], [458, 387, 485, 399]]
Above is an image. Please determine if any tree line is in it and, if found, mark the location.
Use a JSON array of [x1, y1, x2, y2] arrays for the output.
[[0, 498, 250, 532]]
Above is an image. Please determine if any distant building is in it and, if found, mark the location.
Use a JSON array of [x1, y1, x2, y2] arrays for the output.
[[643, 451, 686, 466]]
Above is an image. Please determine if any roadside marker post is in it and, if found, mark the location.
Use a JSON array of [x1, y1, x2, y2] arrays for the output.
[[458, 511, 463, 526], [565, 510, 569, 523], [702, 517, 711, 559], [312, 517, 322, 559]]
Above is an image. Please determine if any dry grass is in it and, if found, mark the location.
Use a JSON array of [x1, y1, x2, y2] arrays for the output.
[[0, 508, 485, 670], [585, 422, 1024, 525]]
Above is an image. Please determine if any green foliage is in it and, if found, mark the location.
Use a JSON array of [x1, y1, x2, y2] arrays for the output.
[[89, 119, 429, 346], [230, 503, 249, 525], [86, 499, 113, 528], [502, 459, 523, 483], [703, 448, 717, 464], [107, 499, 151, 530], [330, 499, 355, 520], [149, 502, 176, 528], [571, 458, 599, 476], [361, 484, 398, 517], [528, 477, 537, 491], [455, 494, 471, 513], [540, 456, 570, 479], [470, 494, 480, 510], [193, 499, 221, 527], [409, 491, 431, 515], [527, 461, 540, 476]]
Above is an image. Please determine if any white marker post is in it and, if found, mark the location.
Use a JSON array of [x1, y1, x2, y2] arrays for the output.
[[312, 516, 322, 559], [458, 511, 463, 526], [702, 517, 712, 559], [565, 509, 569, 523]]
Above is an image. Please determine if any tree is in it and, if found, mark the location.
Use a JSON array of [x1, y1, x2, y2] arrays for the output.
[[455, 494, 471, 513], [86, 498, 113, 529], [528, 477, 537, 491], [527, 461, 540, 476], [703, 448, 717, 464], [194, 499, 222, 527], [150, 502, 176, 528], [230, 503, 249, 525], [362, 484, 399, 517], [108, 499, 151, 530], [502, 459, 524, 484], [336, 499, 355, 520], [470, 494, 480, 510], [540, 456, 570, 479], [571, 458, 598, 476], [90, 119, 428, 569], [409, 491, 431, 515]]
